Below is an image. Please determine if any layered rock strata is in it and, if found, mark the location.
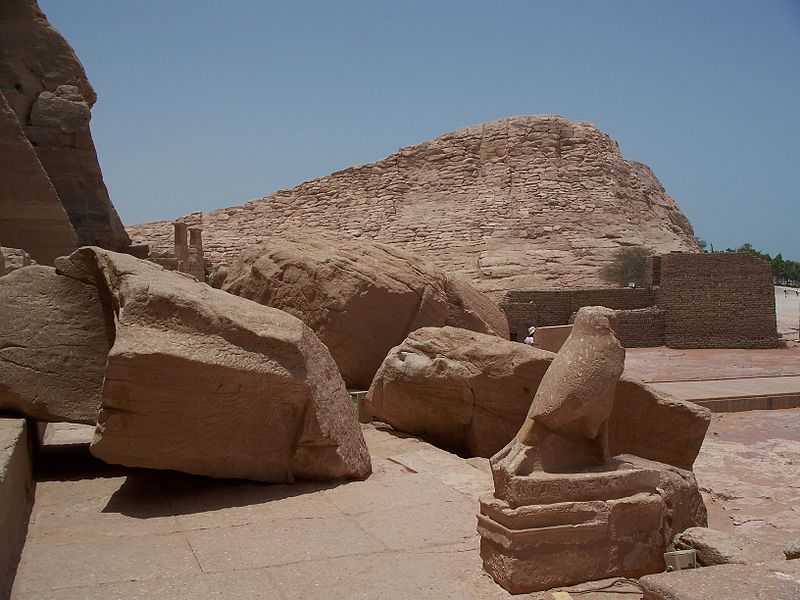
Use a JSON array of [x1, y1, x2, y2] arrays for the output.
[[477, 307, 706, 593], [222, 232, 509, 389], [0, 0, 130, 256], [51, 248, 371, 482], [129, 115, 699, 295]]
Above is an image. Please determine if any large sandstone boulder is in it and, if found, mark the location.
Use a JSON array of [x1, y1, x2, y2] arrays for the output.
[[0, 0, 130, 252], [222, 232, 509, 389], [366, 326, 552, 457], [0, 265, 110, 424], [129, 115, 699, 296], [53, 248, 370, 482], [366, 326, 710, 466]]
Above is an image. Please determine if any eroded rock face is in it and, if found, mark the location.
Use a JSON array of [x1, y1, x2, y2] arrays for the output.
[[129, 115, 699, 296], [366, 326, 553, 457], [54, 248, 371, 482], [222, 232, 509, 389], [0, 90, 77, 265], [0, 247, 36, 275], [0, 0, 130, 252], [610, 378, 711, 471], [0, 265, 110, 424], [367, 325, 710, 467]]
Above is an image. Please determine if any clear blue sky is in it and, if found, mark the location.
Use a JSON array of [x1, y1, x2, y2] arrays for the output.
[[40, 0, 800, 259]]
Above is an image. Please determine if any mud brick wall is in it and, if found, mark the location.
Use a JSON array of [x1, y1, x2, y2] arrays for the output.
[[501, 288, 655, 336], [616, 306, 665, 347], [658, 253, 778, 348]]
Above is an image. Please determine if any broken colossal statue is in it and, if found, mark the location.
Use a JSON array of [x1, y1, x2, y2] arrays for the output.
[[477, 307, 706, 593]]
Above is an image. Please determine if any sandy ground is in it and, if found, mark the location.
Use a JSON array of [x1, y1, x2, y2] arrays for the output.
[[775, 286, 800, 344]]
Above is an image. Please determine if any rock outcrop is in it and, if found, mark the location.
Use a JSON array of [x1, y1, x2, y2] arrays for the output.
[[129, 115, 699, 296], [0, 265, 109, 424], [0, 0, 130, 256], [222, 232, 509, 389], [366, 326, 710, 467], [0, 90, 77, 264], [0, 247, 36, 275], [54, 248, 371, 483]]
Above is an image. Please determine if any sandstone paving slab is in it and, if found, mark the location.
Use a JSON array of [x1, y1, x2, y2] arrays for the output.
[[694, 409, 800, 546], [11, 570, 286, 600], [169, 479, 345, 531], [264, 547, 511, 600], [624, 347, 800, 382], [353, 497, 479, 551], [184, 515, 387, 573], [320, 463, 466, 515], [11, 532, 202, 594], [387, 446, 494, 500], [650, 376, 800, 401]]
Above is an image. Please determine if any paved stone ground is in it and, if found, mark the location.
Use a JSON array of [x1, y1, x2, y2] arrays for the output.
[[11, 346, 800, 598], [11, 423, 644, 599], [696, 408, 800, 547]]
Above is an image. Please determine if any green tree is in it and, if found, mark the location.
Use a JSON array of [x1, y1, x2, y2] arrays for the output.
[[599, 246, 653, 287]]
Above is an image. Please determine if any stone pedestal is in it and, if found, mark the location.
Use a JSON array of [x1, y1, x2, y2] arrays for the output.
[[477, 459, 669, 593]]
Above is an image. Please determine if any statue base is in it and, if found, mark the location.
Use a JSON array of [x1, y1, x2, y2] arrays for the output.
[[478, 458, 681, 593]]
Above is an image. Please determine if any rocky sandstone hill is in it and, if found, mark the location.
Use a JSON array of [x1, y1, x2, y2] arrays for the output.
[[128, 115, 699, 295], [0, 0, 130, 261]]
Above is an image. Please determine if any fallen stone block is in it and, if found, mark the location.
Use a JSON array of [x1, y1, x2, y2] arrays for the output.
[[674, 526, 788, 566], [639, 561, 800, 600], [55, 247, 371, 483], [222, 231, 509, 390]]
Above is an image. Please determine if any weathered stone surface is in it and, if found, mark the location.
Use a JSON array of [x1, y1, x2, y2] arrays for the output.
[[626, 455, 708, 545], [0, 90, 77, 265], [128, 115, 699, 297], [366, 326, 553, 457], [367, 326, 710, 468], [55, 247, 371, 482], [0, 419, 33, 600], [0, 0, 130, 251], [610, 378, 711, 471], [478, 307, 706, 593], [674, 527, 787, 566], [0, 247, 36, 275], [222, 232, 508, 389], [639, 561, 800, 600], [0, 265, 110, 424], [784, 541, 800, 560]]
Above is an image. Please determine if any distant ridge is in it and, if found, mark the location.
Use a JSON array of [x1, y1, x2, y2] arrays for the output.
[[128, 115, 699, 295]]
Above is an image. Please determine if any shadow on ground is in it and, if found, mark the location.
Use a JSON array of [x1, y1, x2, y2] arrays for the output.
[[34, 440, 347, 519]]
